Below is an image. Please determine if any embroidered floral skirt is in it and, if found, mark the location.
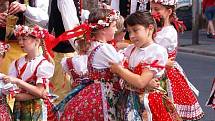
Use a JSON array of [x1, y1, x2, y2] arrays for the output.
[[13, 98, 58, 121], [60, 81, 119, 121], [0, 96, 12, 121]]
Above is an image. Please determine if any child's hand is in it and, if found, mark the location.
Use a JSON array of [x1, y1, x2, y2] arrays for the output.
[[109, 62, 122, 74], [148, 79, 160, 89], [2, 76, 18, 84]]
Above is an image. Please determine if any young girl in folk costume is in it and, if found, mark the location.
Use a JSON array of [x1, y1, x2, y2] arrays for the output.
[[52, 37, 90, 115], [110, 11, 181, 121], [206, 78, 215, 110], [2, 25, 59, 121], [0, 42, 13, 121], [58, 8, 123, 121], [151, 0, 204, 120]]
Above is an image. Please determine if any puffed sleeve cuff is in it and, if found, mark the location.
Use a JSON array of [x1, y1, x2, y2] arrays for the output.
[[143, 49, 168, 77], [36, 60, 54, 84]]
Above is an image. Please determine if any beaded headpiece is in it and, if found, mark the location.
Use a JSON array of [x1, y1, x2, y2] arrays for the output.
[[89, 9, 120, 29], [151, 0, 178, 6], [14, 25, 49, 38]]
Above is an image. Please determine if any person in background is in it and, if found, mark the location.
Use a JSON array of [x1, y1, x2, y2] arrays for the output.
[[151, 0, 204, 120], [202, 0, 215, 38]]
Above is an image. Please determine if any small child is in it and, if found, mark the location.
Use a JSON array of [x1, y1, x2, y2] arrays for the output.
[[0, 41, 12, 121], [110, 11, 181, 121], [2, 25, 58, 121], [151, 0, 204, 120]]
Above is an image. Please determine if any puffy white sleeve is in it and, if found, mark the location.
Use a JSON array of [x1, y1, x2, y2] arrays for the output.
[[143, 48, 168, 77], [123, 44, 135, 58], [155, 26, 178, 53], [8, 61, 18, 77], [93, 43, 124, 69], [57, 0, 80, 31], [36, 60, 54, 85], [23, 0, 49, 27]]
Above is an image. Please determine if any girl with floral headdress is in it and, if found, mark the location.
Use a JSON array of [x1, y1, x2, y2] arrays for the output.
[[55, 8, 123, 121], [110, 11, 182, 121], [0, 41, 13, 121], [150, 0, 204, 120], [2, 25, 59, 121]]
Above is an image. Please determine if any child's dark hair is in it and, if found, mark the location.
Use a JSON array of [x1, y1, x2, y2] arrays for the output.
[[124, 11, 157, 34]]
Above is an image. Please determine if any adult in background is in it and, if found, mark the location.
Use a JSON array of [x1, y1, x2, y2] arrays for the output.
[[202, 0, 215, 38]]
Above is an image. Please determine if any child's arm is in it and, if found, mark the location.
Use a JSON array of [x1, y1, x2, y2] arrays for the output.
[[15, 93, 35, 101], [110, 62, 154, 89], [3, 76, 46, 98]]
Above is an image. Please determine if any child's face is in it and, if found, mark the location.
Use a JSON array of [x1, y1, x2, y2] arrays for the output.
[[18, 36, 38, 53], [151, 2, 172, 20], [103, 21, 117, 42], [127, 24, 151, 48]]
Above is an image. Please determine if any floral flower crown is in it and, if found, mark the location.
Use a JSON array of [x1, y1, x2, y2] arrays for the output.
[[0, 42, 10, 54], [14, 25, 49, 39], [151, 0, 178, 6], [89, 9, 120, 29]]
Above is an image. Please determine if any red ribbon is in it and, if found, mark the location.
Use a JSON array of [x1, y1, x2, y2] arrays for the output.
[[54, 23, 92, 43], [172, 18, 187, 33]]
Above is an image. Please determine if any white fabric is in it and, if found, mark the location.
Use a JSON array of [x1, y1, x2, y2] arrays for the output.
[[0, 73, 5, 88], [81, 9, 90, 22], [124, 43, 168, 77], [144, 93, 153, 121], [130, 0, 137, 14], [61, 55, 88, 76], [89, 41, 124, 69], [8, 55, 54, 89], [57, 0, 80, 52], [111, 0, 120, 11], [154, 25, 178, 53], [152, 0, 178, 5], [22, 0, 49, 27], [57, 0, 80, 31]]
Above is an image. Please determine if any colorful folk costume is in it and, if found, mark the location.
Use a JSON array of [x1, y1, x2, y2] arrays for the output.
[[206, 78, 215, 110], [60, 41, 123, 121], [117, 44, 182, 121], [8, 25, 59, 121], [0, 42, 12, 121], [52, 54, 89, 115], [152, 0, 204, 120], [54, 9, 124, 120]]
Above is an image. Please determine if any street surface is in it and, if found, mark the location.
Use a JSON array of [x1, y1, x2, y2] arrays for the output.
[[177, 52, 215, 121]]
